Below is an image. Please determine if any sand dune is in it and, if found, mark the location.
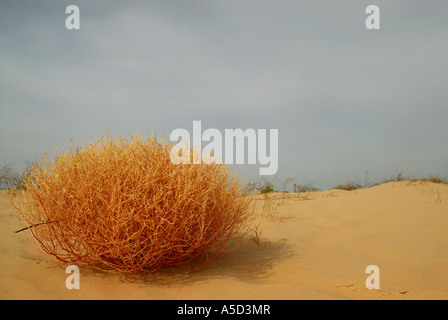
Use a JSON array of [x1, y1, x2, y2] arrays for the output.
[[1, 181, 447, 300]]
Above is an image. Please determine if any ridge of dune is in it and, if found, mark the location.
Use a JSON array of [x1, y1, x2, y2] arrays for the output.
[[1, 181, 447, 299]]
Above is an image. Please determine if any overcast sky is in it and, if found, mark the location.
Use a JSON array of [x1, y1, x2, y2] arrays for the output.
[[1, 0, 447, 190]]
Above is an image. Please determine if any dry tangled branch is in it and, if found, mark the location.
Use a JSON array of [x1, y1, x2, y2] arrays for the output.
[[11, 133, 254, 273]]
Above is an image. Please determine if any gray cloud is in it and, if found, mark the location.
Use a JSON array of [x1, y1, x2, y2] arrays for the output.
[[1, 0, 447, 189]]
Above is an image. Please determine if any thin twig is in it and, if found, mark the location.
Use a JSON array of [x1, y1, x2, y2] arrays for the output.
[[14, 220, 62, 233]]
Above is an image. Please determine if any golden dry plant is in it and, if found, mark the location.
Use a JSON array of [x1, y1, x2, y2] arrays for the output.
[[10, 133, 255, 273]]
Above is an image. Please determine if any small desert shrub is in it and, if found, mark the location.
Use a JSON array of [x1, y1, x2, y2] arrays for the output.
[[428, 177, 442, 184], [293, 183, 319, 193], [259, 182, 276, 194], [0, 164, 20, 190], [261, 193, 278, 216], [11, 133, 254, 273], [251, 223, 263, 245], [420, 176, 447, 184], [334, 182, 362, 191], [384, 171, 406, 183], [244, 178, 277, 194]]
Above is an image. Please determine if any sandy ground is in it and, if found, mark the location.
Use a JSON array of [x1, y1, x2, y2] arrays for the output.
[[1, 181, 447, 300]]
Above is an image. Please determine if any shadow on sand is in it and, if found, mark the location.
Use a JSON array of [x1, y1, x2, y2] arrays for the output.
[[77, 238, 294, 287]]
